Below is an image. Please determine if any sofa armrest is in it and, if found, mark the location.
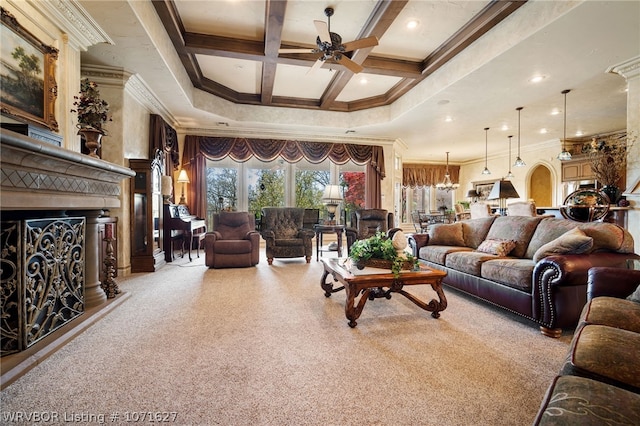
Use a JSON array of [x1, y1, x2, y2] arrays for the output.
[[407, 233, 429, 258], [587, 267, 640, 300], [532, 253, 639, 329]]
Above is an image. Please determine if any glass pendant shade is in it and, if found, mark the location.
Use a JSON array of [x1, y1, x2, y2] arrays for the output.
[[514, 107, 526, 167], [481, 127, 491, 175], [557, 90, 572, 161]]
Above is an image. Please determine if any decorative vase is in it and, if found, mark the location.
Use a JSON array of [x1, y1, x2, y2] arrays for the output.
[[78, 129, 104, 158], [600, 185, 621, 205]]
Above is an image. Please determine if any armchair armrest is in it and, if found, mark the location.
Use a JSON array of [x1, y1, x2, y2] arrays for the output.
[[297, 228, 315, 240], [407, 233, 429, 258], [587, 267, 640, 300], [260, 230, 275, 242]]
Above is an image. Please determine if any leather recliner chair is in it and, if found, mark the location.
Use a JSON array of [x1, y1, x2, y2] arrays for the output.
[[205, 211, 260, 268]]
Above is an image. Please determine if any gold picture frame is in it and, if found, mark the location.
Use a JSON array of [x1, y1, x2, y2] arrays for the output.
[[1, 7, 58, 131]]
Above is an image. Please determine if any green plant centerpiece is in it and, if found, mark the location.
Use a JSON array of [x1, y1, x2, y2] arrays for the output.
[[348, 231, 418, 278]]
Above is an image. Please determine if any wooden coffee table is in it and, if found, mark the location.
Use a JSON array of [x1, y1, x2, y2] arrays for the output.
[[320, 258, 448, 327]]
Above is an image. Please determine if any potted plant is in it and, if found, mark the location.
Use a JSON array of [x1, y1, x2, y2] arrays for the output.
[[348, 232, 418, 278], [71, 78, 111, 158]]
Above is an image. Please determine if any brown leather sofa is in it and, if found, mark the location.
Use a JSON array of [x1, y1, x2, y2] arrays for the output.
[[534, 267, 640, 424], [205, 211, 260, 268], [408, 216, 639, 337]]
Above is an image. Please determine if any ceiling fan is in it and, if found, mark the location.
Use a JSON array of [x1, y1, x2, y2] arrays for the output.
[[279, 7, 378, 74]]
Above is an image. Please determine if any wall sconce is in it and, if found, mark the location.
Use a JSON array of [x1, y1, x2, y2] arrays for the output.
[[322, 184, 343, 224], [177, 169, 190, 205], [161, 175, 173, 204]]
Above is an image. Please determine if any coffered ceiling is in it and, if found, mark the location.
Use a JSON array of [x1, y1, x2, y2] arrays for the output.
[[77, 0, 640, 163]]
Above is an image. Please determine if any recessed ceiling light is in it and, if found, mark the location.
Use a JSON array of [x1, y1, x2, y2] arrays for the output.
[[551, 108, 560, 115], [437, 99, 450, 105], [360, 77, 368, 85], [445, 116, 453, 122], [406, 20, 419, 29], [501, 124, 509, 131], [575, 131, 583, 137], [540, 128, 548, 134], [529, 75, 546, 83]]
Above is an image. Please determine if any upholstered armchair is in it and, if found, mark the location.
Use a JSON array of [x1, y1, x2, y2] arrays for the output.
[[260, 207, 315, 265], [507, 201, 537, 217], [345, 209, 398, 252], [469, 202, 493, 219], [205, 211, 260, 268]]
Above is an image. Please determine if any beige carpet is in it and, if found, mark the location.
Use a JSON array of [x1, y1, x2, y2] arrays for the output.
[[0, 251, 572, 425]]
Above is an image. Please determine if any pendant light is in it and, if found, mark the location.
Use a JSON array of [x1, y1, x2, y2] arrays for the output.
[[557, 89, 572, 161], [436, 151, 460, 191], [506, 135, 514, 178], [481, 127, 491, 175], [514, 107, 526, 167]]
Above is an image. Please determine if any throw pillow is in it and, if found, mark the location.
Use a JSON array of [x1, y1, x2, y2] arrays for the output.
[[533, 227, 594, 262], [627, 284, 640, 303], [428, 222, 465, 246], [476, 239, 517, 257]]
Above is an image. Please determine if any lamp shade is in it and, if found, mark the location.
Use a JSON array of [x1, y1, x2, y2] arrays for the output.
[[467, 189, 479, 198], [322, 185, 343, 204], [177, 169, 190, 183], [487, 179, 520, 200], [161, 176, 173, 196]]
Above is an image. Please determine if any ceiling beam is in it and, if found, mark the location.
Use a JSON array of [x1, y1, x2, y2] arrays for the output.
[[261, 0, 288, 104]]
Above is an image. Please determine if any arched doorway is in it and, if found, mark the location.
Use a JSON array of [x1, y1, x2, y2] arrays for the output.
[[529, 164, 553, 207]]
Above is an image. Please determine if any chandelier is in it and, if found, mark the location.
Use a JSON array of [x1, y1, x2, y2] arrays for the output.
[[436, 152, 460, 192]]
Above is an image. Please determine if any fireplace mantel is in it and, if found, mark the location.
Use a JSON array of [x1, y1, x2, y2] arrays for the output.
[[1, 129, 135, 211]]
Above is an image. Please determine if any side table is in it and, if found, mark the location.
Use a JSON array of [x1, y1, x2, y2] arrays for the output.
[[314, 224, 345, 261]]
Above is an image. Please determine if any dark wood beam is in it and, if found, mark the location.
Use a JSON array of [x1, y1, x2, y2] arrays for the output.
[[261, 0, 288, 104]]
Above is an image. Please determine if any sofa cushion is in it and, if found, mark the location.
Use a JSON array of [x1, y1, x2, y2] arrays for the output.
[[525, 218, 579, 259], [419, 245, 472, 265], [481, 259, 535, 291], [567, 324, 640, 391], [484, 216, 543, 258], [580, 297, 640, 333], [578, 222, 635, 253], [532, 227, 594, 262], [428, 222, 465, 246], [445, 251, 498, 276], [461, 216, 496, 248], [534, 375, 640, 425], [477, 238, 517, 257]]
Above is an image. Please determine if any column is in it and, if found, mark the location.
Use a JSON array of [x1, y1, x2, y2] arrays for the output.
[[77, 210, 107, 308], [608, 55, 640, 253]]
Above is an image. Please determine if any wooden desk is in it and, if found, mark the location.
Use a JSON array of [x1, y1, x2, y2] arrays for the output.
[[320, 258, 448, 327], [314, 224, 345, 261]]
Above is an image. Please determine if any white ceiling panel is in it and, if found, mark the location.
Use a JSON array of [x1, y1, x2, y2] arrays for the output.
[[197, 55, 262, 94], [273, 63, 335, 99]]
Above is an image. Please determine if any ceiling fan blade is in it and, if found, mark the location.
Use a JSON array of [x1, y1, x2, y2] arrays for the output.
[[334, 55, 363, 74], [342, 36, 379, 52], [314, 20, 331, 44], [279, 48, 315, 54], [306, 58, 324, 75]]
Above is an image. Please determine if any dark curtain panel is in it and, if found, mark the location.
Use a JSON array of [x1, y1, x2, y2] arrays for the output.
[[149, 114, 179, 172], [183, 135, 386, 210], [403, 163, 460, 188]]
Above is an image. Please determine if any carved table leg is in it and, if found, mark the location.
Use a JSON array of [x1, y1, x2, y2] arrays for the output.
[[320, 269, 344, 297], [345, 285, 370, 328]]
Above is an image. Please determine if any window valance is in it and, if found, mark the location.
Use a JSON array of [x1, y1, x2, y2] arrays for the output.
[[403, 163, 460, 188], [183, 135, 385, 178]]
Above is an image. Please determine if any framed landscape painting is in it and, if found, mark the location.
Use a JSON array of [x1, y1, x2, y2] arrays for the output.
[[1, 7, 58, 131]]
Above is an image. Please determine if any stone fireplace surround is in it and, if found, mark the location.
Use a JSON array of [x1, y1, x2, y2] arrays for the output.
[[1, 129, 134, 361]]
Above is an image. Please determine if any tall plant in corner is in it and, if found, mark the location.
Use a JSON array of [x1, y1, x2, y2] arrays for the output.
[[71, 79, 111, 158]]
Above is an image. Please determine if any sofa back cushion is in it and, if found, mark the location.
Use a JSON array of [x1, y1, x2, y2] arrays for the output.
[[525, 218, 579, 259], [484, 216, 543, 258], [428, 222, 465, 246], [532, 227, 594, 262], [461, 216, 496, 248], [578, 222, 635, 253]]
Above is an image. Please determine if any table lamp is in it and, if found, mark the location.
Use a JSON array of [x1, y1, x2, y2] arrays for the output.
[[177, 169, 190, 205], [322, 184, 343, 224], [161, 175, 173, 204], [487, 179, 520, 215]]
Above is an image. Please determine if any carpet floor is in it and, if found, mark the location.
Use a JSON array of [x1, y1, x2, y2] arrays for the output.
[[0, 251, 572, 425]]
